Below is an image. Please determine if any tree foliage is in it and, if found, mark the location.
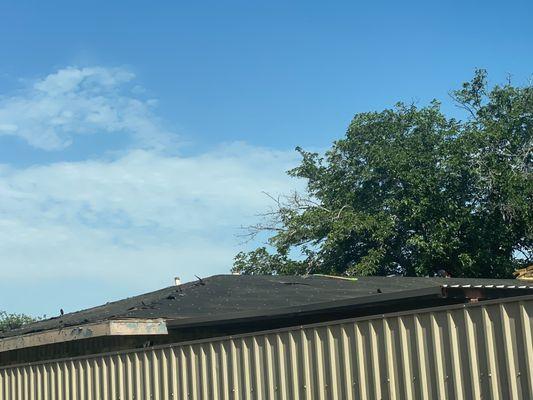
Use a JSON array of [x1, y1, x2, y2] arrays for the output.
[[0, 310, 38, 333], [234, 71, 532, 278]]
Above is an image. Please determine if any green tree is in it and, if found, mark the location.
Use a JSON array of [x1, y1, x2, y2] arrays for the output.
[[0, 311, 38, 333], [234, 71, 532, 278]]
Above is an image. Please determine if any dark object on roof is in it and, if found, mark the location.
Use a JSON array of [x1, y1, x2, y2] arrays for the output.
[[2, 274, 531, 339], [435, 269, 451, 277]]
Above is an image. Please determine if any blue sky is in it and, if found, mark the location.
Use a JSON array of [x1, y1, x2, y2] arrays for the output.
[[1, 1, 532, 316]]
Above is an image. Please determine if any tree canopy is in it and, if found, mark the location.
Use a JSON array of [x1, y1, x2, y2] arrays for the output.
[[0, 310, 37, 333], [233, 71, 532, 278]]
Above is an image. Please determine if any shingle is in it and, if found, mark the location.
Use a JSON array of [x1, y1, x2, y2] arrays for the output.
[[2, 274, 529, 338]]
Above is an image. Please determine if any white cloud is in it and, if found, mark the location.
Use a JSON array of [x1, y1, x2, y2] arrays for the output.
[[0, 143, 301, 287], [0, 66, 303, 314], [0, 66, 172, 150]]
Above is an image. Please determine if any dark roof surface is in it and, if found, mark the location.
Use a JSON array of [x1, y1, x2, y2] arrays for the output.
[[3, 274, 530, 338]]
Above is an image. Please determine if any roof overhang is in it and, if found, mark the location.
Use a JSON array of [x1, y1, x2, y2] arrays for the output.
[[0, 319, 168, 353], [165, 284, 533, 330], [3, 282, 532, 353]]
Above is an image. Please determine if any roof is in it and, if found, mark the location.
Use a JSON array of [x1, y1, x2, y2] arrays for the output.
[[3, 274, 531, 339]]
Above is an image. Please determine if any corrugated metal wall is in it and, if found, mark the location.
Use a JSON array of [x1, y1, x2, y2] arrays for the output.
[[1, 296, 532, 399]]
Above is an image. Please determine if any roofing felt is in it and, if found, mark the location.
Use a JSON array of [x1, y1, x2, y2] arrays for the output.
[[2, 274, 531, 338]]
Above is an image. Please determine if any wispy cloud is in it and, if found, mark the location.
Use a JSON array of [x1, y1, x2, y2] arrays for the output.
[[0, 143, 299, 283], [0, 66, 172, 150], [0, 66, 301, 314]]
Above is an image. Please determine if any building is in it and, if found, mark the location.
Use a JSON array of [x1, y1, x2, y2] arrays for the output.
[[1, 274, 533, 399]]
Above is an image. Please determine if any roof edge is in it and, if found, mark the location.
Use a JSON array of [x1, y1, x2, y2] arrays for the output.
[[165, 284, 533, 330], [0, 319, 168, 353], [166, 285, 446, 329]]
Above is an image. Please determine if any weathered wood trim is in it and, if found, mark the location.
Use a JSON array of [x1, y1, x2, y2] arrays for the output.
[[0, 319, 168, 352]]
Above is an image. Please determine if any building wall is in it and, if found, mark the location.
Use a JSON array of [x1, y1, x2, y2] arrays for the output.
[[1, 295, 532, 400]]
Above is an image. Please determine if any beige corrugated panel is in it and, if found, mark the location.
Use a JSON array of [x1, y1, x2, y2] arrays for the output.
[[1, 296, 533, 399]]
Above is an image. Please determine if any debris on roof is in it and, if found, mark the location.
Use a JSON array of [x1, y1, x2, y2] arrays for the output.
[[2, 274, 531, 339]]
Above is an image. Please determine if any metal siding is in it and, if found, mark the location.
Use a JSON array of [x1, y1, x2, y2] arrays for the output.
[[1, 297, 533, 399]]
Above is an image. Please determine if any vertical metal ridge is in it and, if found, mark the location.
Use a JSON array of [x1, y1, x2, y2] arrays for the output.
[[91, 360, 98, 400], [208, 343, 219, 400], [4, 369, 8, 400], [170, 348, 179, 400], [218, 342, 231, 400], [4, 369, 7, 399], [288, 331, 300, 399], [228, 340, 238, 400], [369, 321, 382, 400], [179, 346, 189, 400], [500, 303, 520, 399], [15, 367, 21, 400], [276, 334, 288, 400], [190, 345, 200, 400], [415, 315, 430, 399], [430, 314, 446, 400], [313, 329, 326, 400], [155, 351, 161, 399], [355, 322, 368, 399], [447, 311, 464, 400], [161, 349, 169, 399], [464, 308, 481, 399], [264, 335, 275, 400], [142, 351, 150, 400], [42, 364, 48, 400], [326, 326, 340, 399], [115, 356, 121, 399], [200, 345, 209, 400], [2, 297, 533, 399], [100, 358, 108, 400], [300, 329, 312, 400], [108, 356, 115, 399], [24, 366, 30, 400], [398, 316, 414, 399], [383, 318, 397, 400], [69, 362, 76, 400], [125, 354, 132, 400], [518, 301, 533, 398], [340, 325, 354, 400], [482, 306, 501, 400], [237, 339, 244, 400]]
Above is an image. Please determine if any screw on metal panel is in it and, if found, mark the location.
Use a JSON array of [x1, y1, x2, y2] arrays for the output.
[[517, 372, 521, 377], [488, 373, 492, 377]]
